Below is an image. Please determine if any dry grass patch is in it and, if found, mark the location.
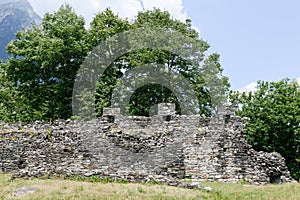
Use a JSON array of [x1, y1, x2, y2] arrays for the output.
[[201, 181, 300, 200], [0, 174, 299, 200], [0, 174, 208, 199]]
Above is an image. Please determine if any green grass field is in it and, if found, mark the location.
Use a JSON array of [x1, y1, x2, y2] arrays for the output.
[[0, 174, 299, 200]]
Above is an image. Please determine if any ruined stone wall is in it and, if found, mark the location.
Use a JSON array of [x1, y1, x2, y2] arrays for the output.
[[0, 103, 292, 184]]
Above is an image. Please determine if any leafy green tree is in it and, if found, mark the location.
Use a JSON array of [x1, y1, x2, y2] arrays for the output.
[[129, 83, 179, 116], [92, 8, 230, 116], [2, 6, 230, 120], [0, 59, 33, 121], [88, 8, 130, 116], [89, 8, 130, 47], [4, 4, 89, 121], [0, 61, 16, 121], [230, 79, 300, 180]]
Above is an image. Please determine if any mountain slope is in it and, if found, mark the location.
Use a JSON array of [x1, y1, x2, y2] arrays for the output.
[[0, 0, 41, 60]]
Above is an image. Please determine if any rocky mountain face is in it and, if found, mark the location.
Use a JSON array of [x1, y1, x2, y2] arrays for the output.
[[0, 0, 41, 60]]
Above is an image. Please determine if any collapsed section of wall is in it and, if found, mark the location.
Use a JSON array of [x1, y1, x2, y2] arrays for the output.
[[0, 104, 292, 184]]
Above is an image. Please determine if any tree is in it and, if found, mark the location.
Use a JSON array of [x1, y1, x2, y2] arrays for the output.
[[89, 8, 130, 47], [230, 79, 300, 180], [92, 8, 230, 116], [0, 61, 17, 121], [2, 6, 230, 120], [87, 8, 130, 116], [4, 4, 89, 121]]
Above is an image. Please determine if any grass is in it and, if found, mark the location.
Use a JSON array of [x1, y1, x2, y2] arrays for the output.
[[0, 174, 299, 200]]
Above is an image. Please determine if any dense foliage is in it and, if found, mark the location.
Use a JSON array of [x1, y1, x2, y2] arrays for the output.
[[0, 5, 230, 121], [92, 9, 230, 116], [230, 79, 300, 180], [2, 5, 89, 121]]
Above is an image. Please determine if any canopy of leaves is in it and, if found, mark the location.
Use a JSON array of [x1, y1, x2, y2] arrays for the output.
[[0, 6, 230, 121], [92, 8, 230, 116], [230, 79, 300, 180], [2, 5, 89, 121]]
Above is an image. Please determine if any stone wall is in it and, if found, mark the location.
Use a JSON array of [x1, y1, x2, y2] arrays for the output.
[[0, 103, 292, 184]]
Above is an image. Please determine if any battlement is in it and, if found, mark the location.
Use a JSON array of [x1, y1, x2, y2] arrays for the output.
[[0, 103, 292, 185]]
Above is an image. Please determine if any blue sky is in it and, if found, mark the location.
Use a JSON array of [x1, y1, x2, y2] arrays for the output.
[[183, 0, 300, 90], [27, 0, 300, 90]]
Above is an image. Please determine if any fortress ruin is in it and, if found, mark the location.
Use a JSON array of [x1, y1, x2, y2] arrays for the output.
[[0, 103, 292, 185]]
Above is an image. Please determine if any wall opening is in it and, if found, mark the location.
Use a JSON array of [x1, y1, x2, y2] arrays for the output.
[[164, 115, 171, 121], [270, 173, 282, 184], [224, 114, 230, 124], [107, 115, 115, 123]]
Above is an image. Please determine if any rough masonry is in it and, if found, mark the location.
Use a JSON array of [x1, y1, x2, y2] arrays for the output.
[[0, 103, 292, 185]]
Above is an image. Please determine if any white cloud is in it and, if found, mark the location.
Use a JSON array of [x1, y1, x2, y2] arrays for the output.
[[28, 0, 187, 27], [142, 0, 187, 22], [84, 0, 142, 22], [28, 0, 62, 16], [238, 82, 257, 93], [238, 78, 300, 92], [28, 0, 142, 26], [295, 77, 300, 85]]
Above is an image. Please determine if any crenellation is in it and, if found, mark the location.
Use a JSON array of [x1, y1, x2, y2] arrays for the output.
[[0, 103, 293, 185]]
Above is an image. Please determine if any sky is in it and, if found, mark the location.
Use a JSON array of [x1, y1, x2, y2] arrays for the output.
[[26, 0, 300, 91]]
